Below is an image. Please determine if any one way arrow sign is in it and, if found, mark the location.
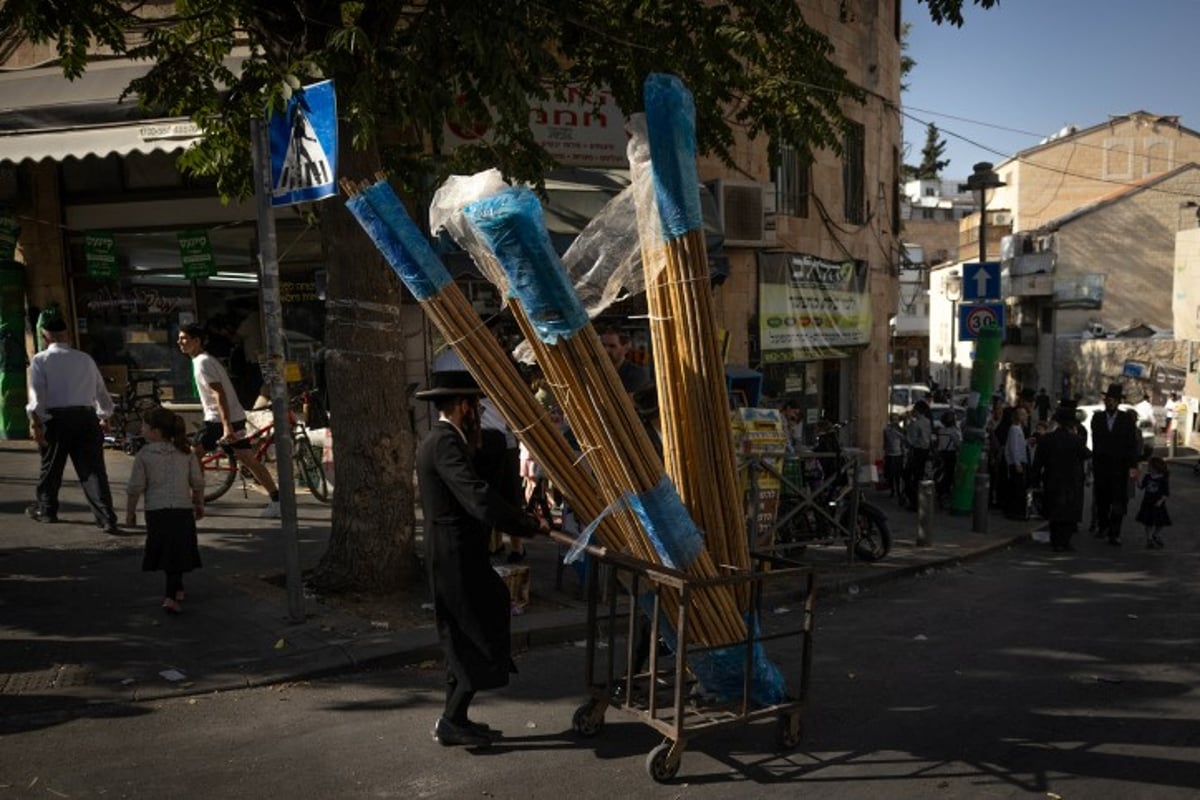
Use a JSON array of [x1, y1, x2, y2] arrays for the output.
[[962, 261, 1001, 301]]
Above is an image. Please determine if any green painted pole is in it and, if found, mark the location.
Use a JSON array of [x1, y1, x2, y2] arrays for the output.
[[0, 260, 28, 440], [950, 323, 1002, 514]]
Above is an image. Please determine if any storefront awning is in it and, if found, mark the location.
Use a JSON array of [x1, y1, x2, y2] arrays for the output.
[[0, 55, 242, 164], [0, 119, 201, 164]]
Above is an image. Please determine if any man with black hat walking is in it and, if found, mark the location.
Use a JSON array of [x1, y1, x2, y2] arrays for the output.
[[1030, 406, 1091, 552], [415, 364, 548, 748], [1090, 383, 1142, 546], [25, 316, 120, 532]]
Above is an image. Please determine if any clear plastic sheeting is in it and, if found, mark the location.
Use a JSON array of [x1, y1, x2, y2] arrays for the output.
[[429, 169, 513, 296]]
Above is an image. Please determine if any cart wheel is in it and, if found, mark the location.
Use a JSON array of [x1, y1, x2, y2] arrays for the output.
[[645, 741, 682, 783], [777, 712, 803, 750], [572, 701, 605, 737]]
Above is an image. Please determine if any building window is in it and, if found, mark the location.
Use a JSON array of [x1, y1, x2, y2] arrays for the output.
[[923, 187, 935, 197], [774, 142, 810, 218], [1040, 305, 1054, 334], [922, 208, 934, 220], [1144, 137, 1175, 175], [1103, 138, 1133, 180], [843, 121, 865, 225]]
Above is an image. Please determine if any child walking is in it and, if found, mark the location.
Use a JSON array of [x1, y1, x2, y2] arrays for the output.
[[126, 408, 205, 613], [1135, 456, 1171, 549]]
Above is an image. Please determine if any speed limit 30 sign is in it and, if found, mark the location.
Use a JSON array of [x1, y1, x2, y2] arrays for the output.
[[958, 302, 1005, 340]]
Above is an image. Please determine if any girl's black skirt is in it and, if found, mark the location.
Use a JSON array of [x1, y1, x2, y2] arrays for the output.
[[142, 507, 202, 573]]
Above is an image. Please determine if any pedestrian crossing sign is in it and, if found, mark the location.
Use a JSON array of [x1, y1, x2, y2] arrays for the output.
[[268, 80, 338, 207]]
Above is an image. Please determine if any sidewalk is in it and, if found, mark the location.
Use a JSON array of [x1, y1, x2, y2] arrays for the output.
[[0, 441, 1038, 715]]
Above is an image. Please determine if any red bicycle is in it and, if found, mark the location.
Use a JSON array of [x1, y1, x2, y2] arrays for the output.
[[199, 405, 329, 504]]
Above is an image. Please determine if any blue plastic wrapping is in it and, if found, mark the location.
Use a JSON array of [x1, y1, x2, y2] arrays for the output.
[[643, 73, 703, 240], [640, 598, 788, 708], [345, 180, 452, 300], [462, 188, 589, 344], [627, 475, 704, 570]]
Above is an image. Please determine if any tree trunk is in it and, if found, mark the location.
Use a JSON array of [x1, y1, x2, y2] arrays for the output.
[[310, 139, 419, 593]]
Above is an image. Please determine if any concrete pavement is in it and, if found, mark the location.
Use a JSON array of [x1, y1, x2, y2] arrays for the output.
[[8, 438, 1181, 717]]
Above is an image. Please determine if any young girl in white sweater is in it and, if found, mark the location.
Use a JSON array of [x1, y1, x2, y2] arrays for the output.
[[126, 408, 204, 614]]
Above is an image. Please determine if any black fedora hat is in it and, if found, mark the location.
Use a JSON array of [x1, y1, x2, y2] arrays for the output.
[[1103, 382, 1124, 401], [415, 370, 484, 400]]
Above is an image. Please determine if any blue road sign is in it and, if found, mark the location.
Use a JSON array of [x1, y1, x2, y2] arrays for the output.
[[269, 80, 337, 207], [958, 302, 1005, 340], [962, 261, 1001, 301]]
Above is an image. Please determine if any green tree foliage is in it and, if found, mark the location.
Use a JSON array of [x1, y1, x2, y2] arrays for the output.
[[916, 123, 950, 178], [0, 0, 990, 592]]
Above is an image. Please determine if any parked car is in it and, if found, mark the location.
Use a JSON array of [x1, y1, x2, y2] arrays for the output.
[[1074, 403, 1156, 459], [889, 384, 931, 417], [929, 402, 967, 430]]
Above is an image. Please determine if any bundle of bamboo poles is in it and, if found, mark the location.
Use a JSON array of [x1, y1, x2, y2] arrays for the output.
[[338, 176, 638, 557], [460, 188, 746, 646], [636, 75, 751, 604]]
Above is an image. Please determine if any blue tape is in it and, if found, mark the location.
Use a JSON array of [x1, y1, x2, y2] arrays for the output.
[[462, 188, 589, 344], [643, 73, 702, 239], [627, 475, 704, 570], [346, 180, 452, 300], [638, 599, 788, 708]]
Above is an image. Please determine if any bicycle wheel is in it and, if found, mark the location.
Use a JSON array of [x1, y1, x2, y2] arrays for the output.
[[294, 435, 330, 503], [202, 450, 238, 501], [849, 501, 891, 561]]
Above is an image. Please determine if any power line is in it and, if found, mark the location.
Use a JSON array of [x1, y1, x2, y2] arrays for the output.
[[898, 107, 1200, 202]]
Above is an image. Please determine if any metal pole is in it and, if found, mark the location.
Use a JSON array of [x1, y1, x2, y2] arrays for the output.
[[973, 453, 990, 534], [979, 191, 988, 264], [916, 479, 934, 546], [950, 298, 957, 389], [250, 118, 304, 623]]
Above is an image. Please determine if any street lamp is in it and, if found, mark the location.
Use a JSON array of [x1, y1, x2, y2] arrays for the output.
[[966, 161, 1007, 263], [943, 272, 962, 389]]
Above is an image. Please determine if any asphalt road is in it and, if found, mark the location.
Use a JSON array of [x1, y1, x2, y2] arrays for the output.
[[3, 467, 1198, 799]]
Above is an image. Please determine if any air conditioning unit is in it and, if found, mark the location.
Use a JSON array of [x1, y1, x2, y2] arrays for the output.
[[714, 180, 777, 248], [992, 211, 1012, 226]]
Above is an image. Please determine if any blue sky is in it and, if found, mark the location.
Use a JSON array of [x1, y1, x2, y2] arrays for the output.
[[901, 0, 1200, 179]]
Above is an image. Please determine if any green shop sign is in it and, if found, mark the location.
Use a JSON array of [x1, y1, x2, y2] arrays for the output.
[[85, 231, 119, 279], [178, 229, 217, 279], [0, 211, 18, 262]]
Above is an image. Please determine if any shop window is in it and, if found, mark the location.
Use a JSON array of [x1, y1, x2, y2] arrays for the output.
[[842, 121, 865, 225]]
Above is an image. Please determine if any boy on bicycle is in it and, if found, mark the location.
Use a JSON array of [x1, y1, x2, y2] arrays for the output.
[[178, 323, 281, 518]]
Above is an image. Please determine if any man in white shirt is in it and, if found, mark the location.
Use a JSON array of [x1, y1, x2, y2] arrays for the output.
[[25, 316, 120, 532], [1134, 393, 1154, 425], [178, 323, 280, 518]]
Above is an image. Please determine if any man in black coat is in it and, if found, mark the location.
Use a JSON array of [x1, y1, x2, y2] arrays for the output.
[[1089, 383, 1143, 546], [1030, 406, 1090, 552], [416, 368, 547, 748]]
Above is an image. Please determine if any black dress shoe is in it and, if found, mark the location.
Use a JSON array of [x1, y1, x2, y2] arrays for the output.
[[433, 717, 491, 747], [464, 718, 501, 738], [26, 505, 58, 524]]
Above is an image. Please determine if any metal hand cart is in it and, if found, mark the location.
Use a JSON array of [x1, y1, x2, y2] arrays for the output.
[[560, 537, 816, 783]]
